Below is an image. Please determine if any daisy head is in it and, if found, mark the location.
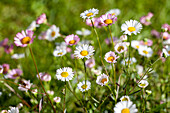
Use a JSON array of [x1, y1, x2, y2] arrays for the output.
[[53, 96, 61, 103], [162, 23, 170, 32], [120, 95, 130, 102], [131, 40, 141, 49], [0, 65, 3, 74], [53, 49, 67, 57], [138, 80, 149, 88], [46, 25, 60, 41], [14, 30, 35, 47], [121, 20, 142, 35], [96, 73, 109, 86], [74, 44, 95, 59], [8, 107, 19, 113], [37, 72, 51, 81], [56, 67, 74, 81], [138, 46, 153, 57], [65, 34, 80, 46], [80, 8, 99, 20], [121, 57, 137, 66], [140, 12, 153, 26], [76, 28, 91, 36], [11, 53, 25, 59], [100, 14, 117, 26], [162, 45, 170, 57], [36, 13, 47, 24], [104, 51, 119, 63], [27, 20, 39, 31], [115, 42, 127, 54], [77, 80, 91, 92], [106, 9, 121, 16], [85, 58, 95, 68], [6, 69, 22, 79], [162, 32, 170, 40], [18, 79, 32, 92], [114, 101, 138, 113], [2, 64, 10, 74], [140, 39, 153, 46]]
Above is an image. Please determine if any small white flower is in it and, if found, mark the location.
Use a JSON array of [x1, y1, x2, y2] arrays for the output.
[[8, 107, 19, 113], [80, 8, 99, 20], [77, 80, 91, 92], [162, 45, 170, 57], [115, 42, 127, 53], [136, 65, 143, 75], [163, 38, 170, 45], [47, 90, 54, 95], [121, 57, 137, 65], [120, 95, 130, 102], [138, 80, 149, 88], [76, 28, 91, 36], [18, 80, 32, 92], [53, 96, 61, 103], [53, 49, 67, 57], [120, 35, 127, 41], [138, 46, 153, 57], [121, 20, 142, 35], [56, 67, 74, 81], [11, 53, 25, 59], [96, 73, 109, 86], [106, 9, 121, 16], [0, 65, 3, 74], [46, 25, 60, 41], [27, 21, 39, 31], [74, 44, 95, 59], [131, 40, 141, 49]]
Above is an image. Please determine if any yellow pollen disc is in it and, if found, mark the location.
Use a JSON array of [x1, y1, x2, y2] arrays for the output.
[[51, 31, 56, 37], [107, 56, 115, 62], [140, 83, 146, 87], [61, 72, 69, 78], [69, 40, 76, 44], [57, 52, 63, 55], [101, 78, 107, 84], [163, 36, 167, 39], [81, 84, 87, 89], [80, 50, 88, 56], [104, 19, 113, 24], [86, 12, 93, 17], [128, 27, 136, 32], [122, 97, 128, 101], [112, 13, 116, 15], [126, 61, 131, 64], [144, 42, 148, 45], [21, 37, 31, 44], [13, 74, 19, 77], [121, 108, 130, 113], [168, 51, 170, 54], [143, 50, 148, 54], [136, 45, 139, 49], [117, 46, 124, 52]]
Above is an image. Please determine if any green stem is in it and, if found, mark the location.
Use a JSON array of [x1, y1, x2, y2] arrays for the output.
[[108, 25, 114, 51], [83, 59, 87, 99], [63, 81, 66, 113], [128, 35, 132, 76]]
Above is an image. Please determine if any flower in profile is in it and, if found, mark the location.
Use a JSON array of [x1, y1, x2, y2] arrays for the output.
[[4, 44, 14, 54], [65, 34, 80, 46], [14, 30, 35, 47], [163, 38, 170, 45], [120, 96, 130, 102], [115, 42, 127, 54], [56, 67, 74, 81], [120, 35, 127, 41], [0, 38, 8, 47], [8, 107, 19, 113], [140, 12, 153, 26], [121, 57, 137, 65], [76, 28, 91, 36], [6, 69, 22, 79], [151, 30, 160, 38], [11, 53, 25, 59], [138, 80, 149, 88], [46, 25, 60, 41], [121, 20, 142, 35], [36, 13, 47, 24], [85, 58, 95, 68], [96, 73, 109, 86], [162, 45, 170, 57], [140, 39, 153, 46], [18, 80, 32, 92], [131, 40, 141, 49], [53, 96, 61, 103], [138, 46, 153, 57], [77, 80, 91, 92], [74, 44, 95, 59], [47, 90, 54, 95], [104, 51, 119, 63], [37, 72, 51, 81], [114, 101, 138, 113], [53, 49, 67, 57], [162, 24, 170, 32], [100, 14, 117, 26], [2, 64, 10, 74], [27, 21, 39, 31], [0, 65, 3, 74], [80, 8, 99, 20], [106, 9, 121, 16], [162, 32, 170, 40]]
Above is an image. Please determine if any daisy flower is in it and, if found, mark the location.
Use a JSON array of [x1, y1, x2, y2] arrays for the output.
[[6, 69, 22, 79], [53, 96, 61, 103], [36, 13, 47, 24], [56, 67, 74, 81], [100, 14, 117, 26], [74, 44, 95, 59], [96, 73, 109, 86], [46, 25, 60, 41], [47, 90, 54, 95], [115, 42, 127, 54], [162, 32, 170, 40], [14, 30, 35, 47], [162, 45, 170, 57], [80, 8, 99, 20], [114, 101, 138, 113], [121, 57, 137, 65], [0, 38, 8, 47], [2, 64, 10, 74], [18, 80, 32, 92], [37, 72, 51, 81], [140, 39, 153, 46], [121, 20, 142, 35], [0, 65, 3, 74], [140, 12, 153, 26], [120, 35, 127, 41], [27, 20, 39, 31], [4, 44, 14, 54], [120, 95, 130, 102], [106, 9, 121, 16], [65, 34, 80, 46], [11, 53, 25, 59], [138, 46, 153, 57], [85, 58, 95, 68], [76, 28, 91, 36], [8, 107, 19, 113], [138, 80, 149, 88], [53, 49, 67, 57], [162, 23, 170, 32], [131, 40, 141, 49], [104, 51, 119, 63], [77, 80, 91, 92]]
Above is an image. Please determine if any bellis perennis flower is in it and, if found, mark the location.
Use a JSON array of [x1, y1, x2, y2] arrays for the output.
[[46, 25, 60, 41], [18, 80, 32, 92], [6, 69, 23, 79], [56, 67, 74, 81], [80, 8, 99, 20], [100, 14, 117, 26], [96, 73, 109, 86], [36, 13, 47, 24], [104, 51, 119, 63], [77, 80, 91, 92], [106, 9, 121, 16], [65, 34, 80, 46]]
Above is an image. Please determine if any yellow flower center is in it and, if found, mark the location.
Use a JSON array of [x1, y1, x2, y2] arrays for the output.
[[86, 13, 93, 17], [126, 61, 131, 64], [143, 50, 148, 54], [51, 31, 56, 37], [107, 56, 115, 62], [112, 13, 116, 15], [121, 108, 130, 113], [21, 37, 31, 44], [117, 46, 124, 52], [140, 83, 146, 87], [80, 50, 88, 56], [57, 52, 63, 55], [168, 51, 170, 54], [69, 40, 76, 44], [61, 72, 69, 78], [128, 27, 136, 32], [122, 97, 128, 101], [81, 84, 87, 89], [104, 19, 113, 24], [101, 78, 107, 84], [136, 45, 139, 49], [144, 42, 148, 45]]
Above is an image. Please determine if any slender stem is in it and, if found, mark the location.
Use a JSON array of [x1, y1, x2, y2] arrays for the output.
[[83, 59, 87, 98], [128, 35, 132, 75], [97, 95, 110, 110], [73, 45, 79, 82], [28, 45, 56, 113], [111, 64, 116, 89], [108, 25, 114, 51], [63, 81, 66, 113]]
